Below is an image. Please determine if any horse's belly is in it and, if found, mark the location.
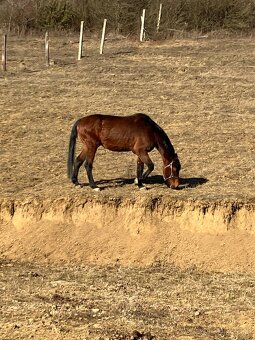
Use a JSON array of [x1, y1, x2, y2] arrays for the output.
[[102, 141, 131, 152], [99, 124, 134, 151]]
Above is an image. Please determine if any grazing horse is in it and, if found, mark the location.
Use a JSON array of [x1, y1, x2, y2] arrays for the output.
[[67, 113, 181, 190]]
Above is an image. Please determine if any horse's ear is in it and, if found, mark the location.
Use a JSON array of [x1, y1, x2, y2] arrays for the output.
[[175, 153, 178, 159]]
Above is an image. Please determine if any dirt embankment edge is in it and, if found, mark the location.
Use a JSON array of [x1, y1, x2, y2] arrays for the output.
[[0, 196, 255, 273]]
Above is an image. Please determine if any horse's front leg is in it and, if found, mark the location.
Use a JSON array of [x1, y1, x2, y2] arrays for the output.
[[135, 158, 144, 186], [135, 153, 154, 186], [139, 152, 154, 181]]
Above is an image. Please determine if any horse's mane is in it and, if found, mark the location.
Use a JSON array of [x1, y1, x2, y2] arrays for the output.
[[147, 116, 175, 156]]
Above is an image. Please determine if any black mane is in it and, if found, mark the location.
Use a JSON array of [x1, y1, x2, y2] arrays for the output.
[[152, 120, 175, 156]]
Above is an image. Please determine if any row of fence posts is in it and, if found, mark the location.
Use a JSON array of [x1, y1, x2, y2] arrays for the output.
[[1, 6, 162, 71]]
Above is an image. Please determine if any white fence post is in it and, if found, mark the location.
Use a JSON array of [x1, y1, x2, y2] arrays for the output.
[[100, 19, 107, 55], [157, 4, 162, 32], [2, 34, 7, 71], [78, 21, 84, 60], [140, 9, 146, 42], [45, 31, 50, 66]]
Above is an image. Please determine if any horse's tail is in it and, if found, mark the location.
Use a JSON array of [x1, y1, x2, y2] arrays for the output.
[[67, 120, 79, 179]]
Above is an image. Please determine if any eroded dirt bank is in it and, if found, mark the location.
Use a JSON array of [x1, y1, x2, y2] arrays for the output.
[[0, 196, 255, 273]]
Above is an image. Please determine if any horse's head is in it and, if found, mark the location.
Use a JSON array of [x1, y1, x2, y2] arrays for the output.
[[163, 154, 181, 189]]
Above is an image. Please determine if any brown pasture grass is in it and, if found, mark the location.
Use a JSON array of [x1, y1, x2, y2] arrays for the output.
[[0, 34, 254, 202]]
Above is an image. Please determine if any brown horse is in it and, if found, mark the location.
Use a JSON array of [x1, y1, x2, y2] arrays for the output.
[[67, 113, 181, 190]]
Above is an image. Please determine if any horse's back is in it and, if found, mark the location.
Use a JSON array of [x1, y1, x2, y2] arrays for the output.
[[77, 113, 154, 133], [99, 113, 155, 135]]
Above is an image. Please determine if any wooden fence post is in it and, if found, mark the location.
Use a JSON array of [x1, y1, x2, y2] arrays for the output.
[[140, 9, 146, 42], [2, 34, 7, 71], [100, 19, 107, 55], [157, 4, 162, 32], [45, 31, 50, 66], [78, 21, 84, 60]]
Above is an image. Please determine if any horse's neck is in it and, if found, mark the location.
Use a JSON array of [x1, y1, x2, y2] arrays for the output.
[[157, 137, 175, 165]]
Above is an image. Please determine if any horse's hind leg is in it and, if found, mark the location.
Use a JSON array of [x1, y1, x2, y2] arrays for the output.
[[83, 146, 99, 189], [84, 160, 98, 189], [72, 150, 86, 185]]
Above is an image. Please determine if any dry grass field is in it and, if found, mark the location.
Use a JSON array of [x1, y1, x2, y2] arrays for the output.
[[0, 34, 254, 201], [1, 259, 255, 340], [0, 34, 255, 339]]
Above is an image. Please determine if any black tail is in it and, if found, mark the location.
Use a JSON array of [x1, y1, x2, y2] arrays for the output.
[[67, 120, 78, 179]]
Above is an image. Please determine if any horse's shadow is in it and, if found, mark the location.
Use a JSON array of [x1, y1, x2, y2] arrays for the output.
[[179, 176, 208, 189], [92, 175, 208, 190], [138, 175, 208, 189]]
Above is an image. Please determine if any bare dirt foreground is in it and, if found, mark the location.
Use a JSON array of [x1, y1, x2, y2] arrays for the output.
[[0, 34, 255, 339]]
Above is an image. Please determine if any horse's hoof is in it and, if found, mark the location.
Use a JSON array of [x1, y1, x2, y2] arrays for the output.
[[139, 186, 147, 191], [93, 187, 100, 192], [134, 178, 139, 185]]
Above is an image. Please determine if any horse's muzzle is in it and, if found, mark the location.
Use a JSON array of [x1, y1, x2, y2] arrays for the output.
[[167, 178, 180, 189]]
